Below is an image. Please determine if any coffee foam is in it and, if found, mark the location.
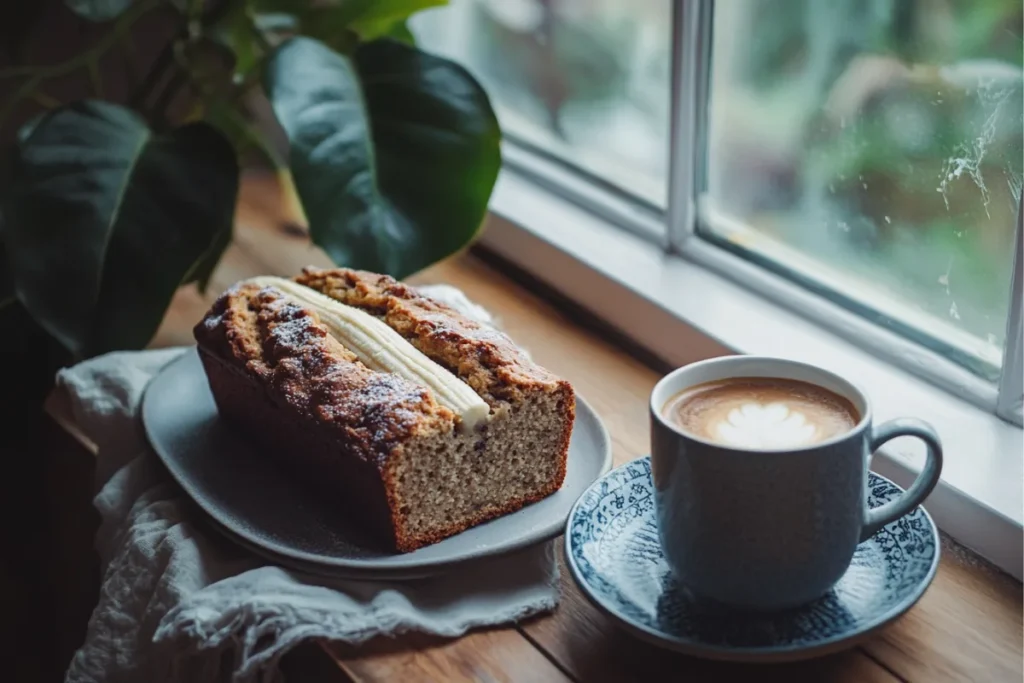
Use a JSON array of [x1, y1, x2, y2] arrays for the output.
[[714, 401, 819, 448], [664, 378, 859, 449]]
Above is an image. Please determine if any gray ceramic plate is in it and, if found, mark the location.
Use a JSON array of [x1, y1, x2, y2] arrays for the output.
[[142, 348, 611, 578], [565, 457, 940, 662]]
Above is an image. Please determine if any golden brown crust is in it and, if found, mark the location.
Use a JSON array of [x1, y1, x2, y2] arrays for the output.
[[194, 271, 576, 554], [197, 347, 401, 547], [295, 267, 568, 405], [194, 283, 454, 470]]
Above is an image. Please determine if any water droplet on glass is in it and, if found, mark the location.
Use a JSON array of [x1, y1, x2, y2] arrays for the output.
[[939, 258, 953, 294]]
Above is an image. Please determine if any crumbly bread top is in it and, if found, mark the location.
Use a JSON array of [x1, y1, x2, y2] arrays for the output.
[[195, 283, 454, 468], [295, 267, 566, 405]]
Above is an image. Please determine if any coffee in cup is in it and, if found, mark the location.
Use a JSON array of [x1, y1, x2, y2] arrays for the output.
[[663, 377, 860, 450]]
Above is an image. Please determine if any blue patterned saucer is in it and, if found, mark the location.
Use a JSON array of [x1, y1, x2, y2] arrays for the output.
[[565, 457, 939, 662]]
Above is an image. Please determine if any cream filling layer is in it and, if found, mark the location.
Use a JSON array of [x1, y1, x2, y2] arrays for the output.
[[246, 276, 490, 431]]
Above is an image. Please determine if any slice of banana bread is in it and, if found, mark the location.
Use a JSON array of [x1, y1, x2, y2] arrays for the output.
[[194, 271, 575, 552]]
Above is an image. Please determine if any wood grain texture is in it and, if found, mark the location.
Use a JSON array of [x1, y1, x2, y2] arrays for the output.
[[519, 552, 900, 683], [139, 172, 1023, 682], [326, 632, 573, 683], [861, 538, 1023, 683]]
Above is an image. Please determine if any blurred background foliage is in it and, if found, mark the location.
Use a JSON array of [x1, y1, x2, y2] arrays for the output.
[[416, 0, 1022, 369]]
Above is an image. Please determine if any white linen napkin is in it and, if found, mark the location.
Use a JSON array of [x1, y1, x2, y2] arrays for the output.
[[59, 286, 558, 683]]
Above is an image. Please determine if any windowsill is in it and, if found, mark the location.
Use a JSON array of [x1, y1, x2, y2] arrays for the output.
[[480, 164, 1024, 580]]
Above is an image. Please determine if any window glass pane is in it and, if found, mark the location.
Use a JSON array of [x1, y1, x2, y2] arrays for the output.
[[413, 0, 672, 208], [703, 0, 1023, 376]]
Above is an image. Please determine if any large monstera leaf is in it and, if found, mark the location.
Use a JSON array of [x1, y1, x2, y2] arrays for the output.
[[265, 37, 500, 278], [4, 101, 238, 358]]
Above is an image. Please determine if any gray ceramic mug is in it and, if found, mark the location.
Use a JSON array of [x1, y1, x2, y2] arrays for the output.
[[649, 356, 943, 611]]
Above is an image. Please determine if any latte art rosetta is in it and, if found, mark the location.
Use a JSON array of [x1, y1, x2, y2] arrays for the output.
[[714, 402, 819, 448], [664, 377, 860, 450]]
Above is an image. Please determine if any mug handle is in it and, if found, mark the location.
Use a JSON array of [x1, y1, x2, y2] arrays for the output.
[[860, 418, 943, 542]]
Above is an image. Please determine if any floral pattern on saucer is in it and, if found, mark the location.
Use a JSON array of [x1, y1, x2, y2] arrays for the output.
[[565, 457, 939, 661]]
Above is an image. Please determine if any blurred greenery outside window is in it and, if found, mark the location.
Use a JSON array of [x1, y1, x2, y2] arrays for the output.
[[414, 0, 1023, 381]]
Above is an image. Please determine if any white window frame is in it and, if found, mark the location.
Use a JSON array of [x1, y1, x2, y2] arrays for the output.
[[669, 0, 1024, 427], [996, 198, 1024, 425], [468, 0, 1024, 577]]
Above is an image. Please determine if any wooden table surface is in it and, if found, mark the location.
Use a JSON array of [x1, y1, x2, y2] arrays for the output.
[[47, 175, 1023, 682]]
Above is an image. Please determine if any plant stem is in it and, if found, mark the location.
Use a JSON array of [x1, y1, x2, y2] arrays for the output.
[[129, 39, 176, 110], [228, 53, 270, 104], [28, 90, 61, 108], [187, 67, 283, 167], [245, 10, 274, 54], [149, 67, 189, 128]]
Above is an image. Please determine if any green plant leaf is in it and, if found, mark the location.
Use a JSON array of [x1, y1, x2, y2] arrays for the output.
[[217, 4, 262, 78], [347, 0, 448, 26], [382, 19, 416, 46], [299, 0, 443, 51], [346, 0, 446, 40], [254, 12, 299, 34], [184, 222, 233, 293], [265, 37, 499, 278], [4, 101, 239, 357], [185, 157, 235, 293], [16, 114, 44, 144], [65, 0, 135, 21]]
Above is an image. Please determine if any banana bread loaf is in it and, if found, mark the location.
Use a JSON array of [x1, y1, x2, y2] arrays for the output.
[[193, 268, 575, 552]]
